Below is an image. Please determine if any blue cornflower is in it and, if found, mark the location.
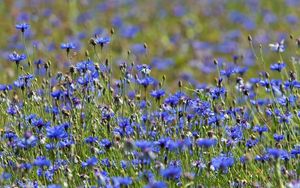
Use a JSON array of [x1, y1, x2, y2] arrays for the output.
[[220, 67, 235, 78], [60, 42, 76, 54], [1, 172, 11, 180], [196, 138, 217, 148], [100, 139, 112, 149], [211, 154, 234, 173], [47, 184, 62, 188], [135, 140, 153, 151], [85, 136, 98, 144], [137, 64, 151, 75], [290, 146, 300, 158], [7, 105, 18, 116], [253, 125, 268, 135], [273, 134, 284, 142], [15, 23, 30, 32], [32, 118, 49, 129], [269, 40, 285, 52], [20, 163, 32, 170], [33, 156, 51, 168], [8, 52, 26, 64], [95, 36, 110, 46], [0, 84, 12, 91], [246, 138, 259, 148], [210, 87, 226, 100], [17, 135, 38, 149], [160, 166, 181, 180], [137, 77, 155, 88], [82, 156, 98, 168], [270, 62, 286, 72], [165, 94, 180, 106], [51, 90, 63, 100], [267, 148, 289, 160], [112, 176, 133, 187], [145, 181, 168, 188], [46, 125, 68, 139], [151, 89, 165, 100]]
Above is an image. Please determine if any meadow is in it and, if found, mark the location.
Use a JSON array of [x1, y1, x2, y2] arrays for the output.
[[0, 0, 299, 187]]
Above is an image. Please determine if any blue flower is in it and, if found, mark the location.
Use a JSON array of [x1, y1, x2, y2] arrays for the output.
[[95, 36, 110, 46], [100, 139, 112, 149], [82, 156, 98, 168], [273, 134, 284, 142], [8, 52, 26, 63], [196, 138, 217, 148], [210, 87, 226, 100], [145, 181, 168, 188], [47, 184, 61, 188], [246, 138, 259, 148], [46, 125, 68, 139], [1, 172, 11, 180], [270, 62, 286, 72], [112, 176, 133, 187], [290, 146, 300, 158], [85, 136, 98, 144], [0, 84, 12, 91], [160, 166, 181, 179], [151, 89, 165, 100], [60, 42, 76, 52], [211, 154, 234, 173], [253, 125, 268, 135], [51, 90, 63, 99], [137, 64, 151, 75], [135, 140, 153, 151], [15, 23, 30, 32], [6, 105, 18, 116], [137, 77, 155, 88], [267, 148, 289, 160], [33, 156, 51, 167]]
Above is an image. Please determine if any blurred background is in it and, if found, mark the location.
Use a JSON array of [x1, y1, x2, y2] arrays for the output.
[[0, 0, 300, 88]]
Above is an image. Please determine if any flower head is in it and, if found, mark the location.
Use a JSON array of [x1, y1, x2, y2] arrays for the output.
[[8, 52, 26, 63], [270, 62, 286, 72], [269, 40, 285, 52], [15, 23, 30, 32]]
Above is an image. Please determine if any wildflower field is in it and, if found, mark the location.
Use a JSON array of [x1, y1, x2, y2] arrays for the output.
[[0, 0, 300, 187]]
